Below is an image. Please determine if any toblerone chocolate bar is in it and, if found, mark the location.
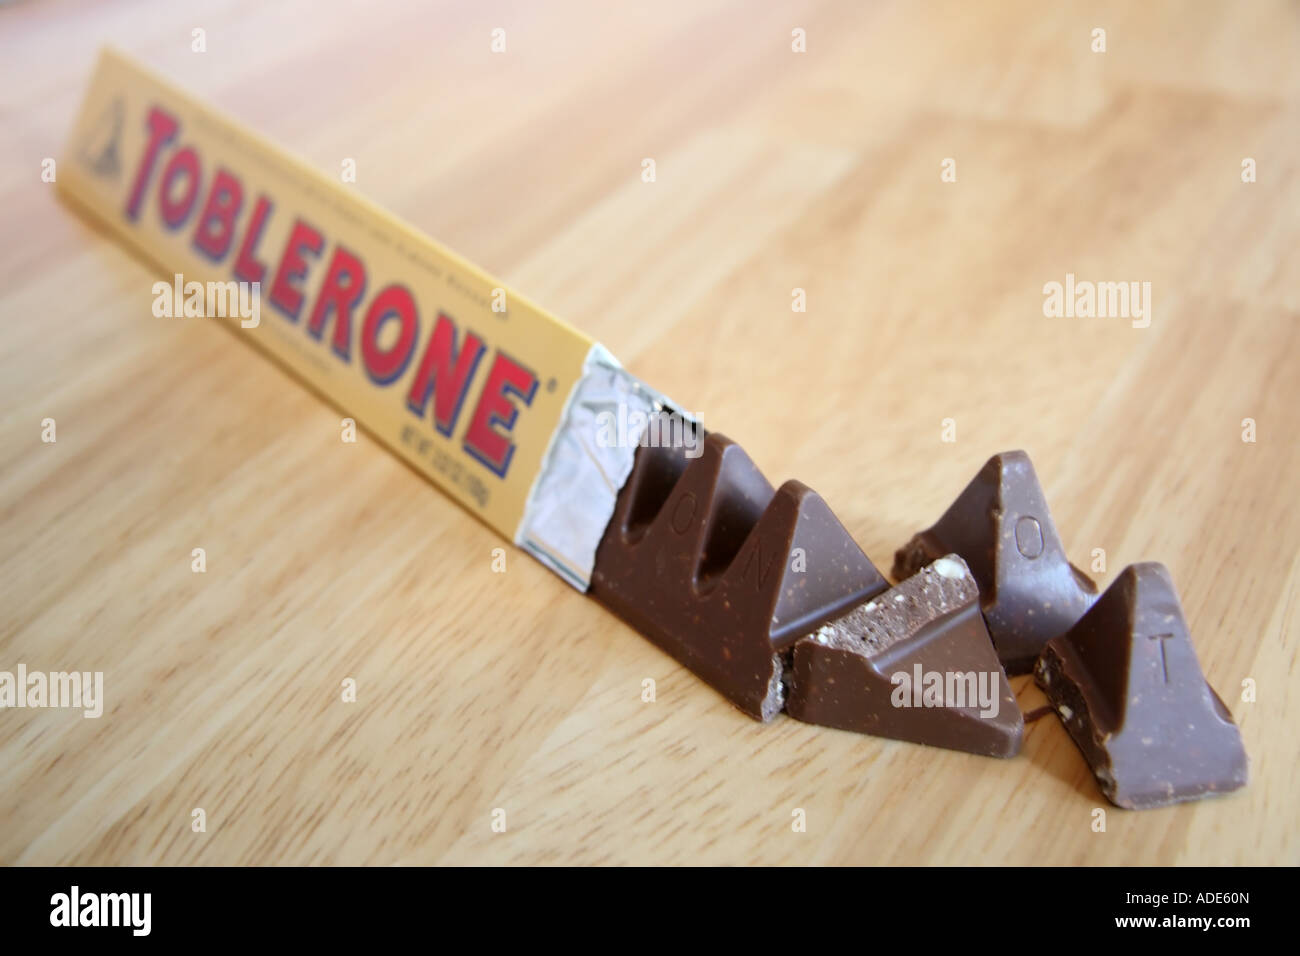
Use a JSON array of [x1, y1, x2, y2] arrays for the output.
[[59, 47, 680, 589]]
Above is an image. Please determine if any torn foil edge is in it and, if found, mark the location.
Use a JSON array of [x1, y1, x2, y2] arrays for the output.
[[515, 343, 697, 591]]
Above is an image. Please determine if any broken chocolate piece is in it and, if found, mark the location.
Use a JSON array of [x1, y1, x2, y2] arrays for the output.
[[892, 450, 1097, 675], [591, 434, 889, 720], [1034, 563, 1248, 809], [786, 555, 1022, 757]]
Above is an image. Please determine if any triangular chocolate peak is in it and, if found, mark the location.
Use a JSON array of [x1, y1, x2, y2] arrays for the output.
[[1035, 563, 1248, 809], [592, 435, 889, 721], [692, 439, 778, 583], [730, 480, 890, 648], [892, 450, 1097, 674], [787, 555, 1023, 757]]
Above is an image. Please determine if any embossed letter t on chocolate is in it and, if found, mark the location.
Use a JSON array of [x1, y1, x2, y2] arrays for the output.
[[1035, 563, 1248, 810]]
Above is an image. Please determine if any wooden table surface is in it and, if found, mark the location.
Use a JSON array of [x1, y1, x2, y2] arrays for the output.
[[2, 0, 1297, 865]]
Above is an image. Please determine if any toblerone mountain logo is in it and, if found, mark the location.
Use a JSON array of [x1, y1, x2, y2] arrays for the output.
[[59, 48, 595, 539]]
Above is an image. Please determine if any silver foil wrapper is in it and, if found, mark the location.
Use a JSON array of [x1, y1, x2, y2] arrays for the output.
[[515, 344, 697, 591]]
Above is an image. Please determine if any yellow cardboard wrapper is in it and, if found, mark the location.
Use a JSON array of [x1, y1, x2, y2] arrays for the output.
[[59, 48, 684, 589]]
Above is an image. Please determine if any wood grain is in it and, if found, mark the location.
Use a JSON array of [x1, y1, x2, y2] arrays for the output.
[[1, 0, 1297, 865]]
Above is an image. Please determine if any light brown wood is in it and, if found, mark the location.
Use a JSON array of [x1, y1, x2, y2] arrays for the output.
[[2, 0, 1297, 865]]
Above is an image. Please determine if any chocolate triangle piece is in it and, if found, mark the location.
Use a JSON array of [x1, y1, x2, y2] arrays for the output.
[[740, 478, 889, 646], [1034, 563, 1248, 809], [591, 434, 889, 721], [786, 555, 1023, 757], [892, 450, 1098, 675]]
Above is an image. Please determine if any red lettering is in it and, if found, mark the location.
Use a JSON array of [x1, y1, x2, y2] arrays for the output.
[[126, 107, 179, 220], [306, 245, 366, 358], [405, 313, 485, 437], [269, 219, 323, 321], [360, 285, 419, 384], [192, 168, 243, 260], [234, 196, 273, 284], [463, 352, 538, 477], [158, 146, 201, 229]]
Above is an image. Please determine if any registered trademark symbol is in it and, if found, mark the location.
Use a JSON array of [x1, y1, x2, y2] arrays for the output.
[[546, 378, 557, 393]]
